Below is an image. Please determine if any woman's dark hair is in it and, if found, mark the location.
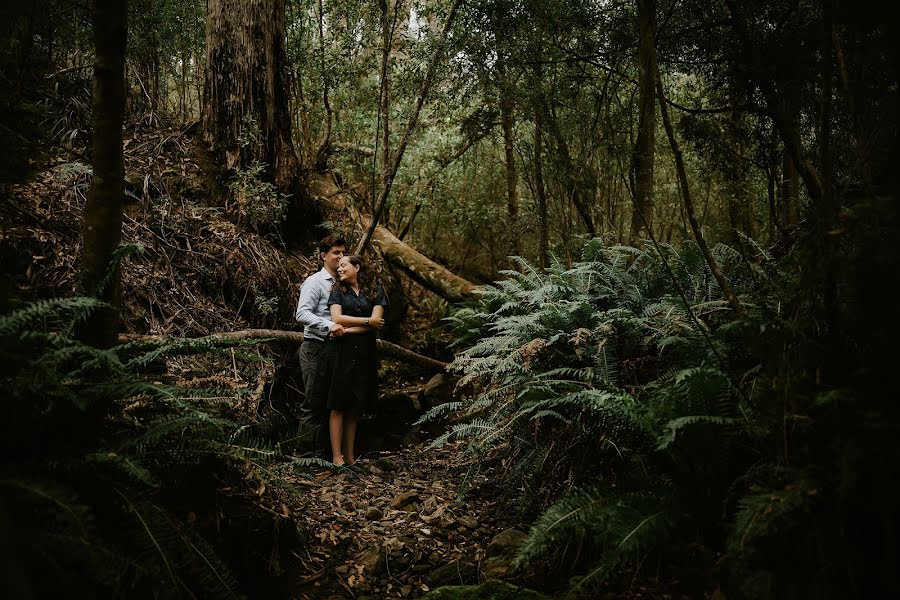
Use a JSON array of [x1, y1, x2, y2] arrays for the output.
[[337, 254, 380, 301]]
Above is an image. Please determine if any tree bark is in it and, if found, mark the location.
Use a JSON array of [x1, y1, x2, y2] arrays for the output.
[[77, 0, 128, 348], [201, 0, 300, 193], [310, 173, 479, 303], [629, 0, 657, 244], [313, 0, 333, 169]]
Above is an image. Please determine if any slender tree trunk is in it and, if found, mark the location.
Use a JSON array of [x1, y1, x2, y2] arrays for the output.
[[193, 46, 203, 116], [725, 80, 753, 247], [314, 0, 333, 169], [781, 150, 799, 225], [149, 34, 160, 120], [77, 0, 128, 347], [534, 110, 550, 269], [725, 0, 824, 201], [657, 68, 744, 316], [766, 160, 777, 240], [398, 200, 422, 241], [355, 0, 463, 255], [781, 56, 801, 226], [179, 48, 188, 119], [378, 0, 392, 178], [539, 91, 596, 236], [497, 53, 521, 257], [201, 0, 300, 193], [817, 0, 840, 356]]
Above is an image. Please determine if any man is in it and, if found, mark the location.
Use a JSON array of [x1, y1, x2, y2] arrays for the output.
[[295, 234, 346, 453]]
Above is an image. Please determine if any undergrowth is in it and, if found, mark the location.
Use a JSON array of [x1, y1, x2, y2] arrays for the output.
[[423, 235, 898, 599], [0, 297, 316, 599]]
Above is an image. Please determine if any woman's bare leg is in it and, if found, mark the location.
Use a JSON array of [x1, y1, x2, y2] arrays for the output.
[[329, 410, 345, 465], [342, 414, 357, 465]]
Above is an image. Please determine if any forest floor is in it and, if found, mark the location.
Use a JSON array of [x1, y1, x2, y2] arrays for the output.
[[281, 440, 520, 600]]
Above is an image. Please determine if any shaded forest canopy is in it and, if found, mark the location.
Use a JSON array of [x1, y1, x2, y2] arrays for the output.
[[1, 0, 899, 599]]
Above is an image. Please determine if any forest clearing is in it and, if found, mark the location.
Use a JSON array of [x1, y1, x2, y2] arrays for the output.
[[1, 1, 898, 599]]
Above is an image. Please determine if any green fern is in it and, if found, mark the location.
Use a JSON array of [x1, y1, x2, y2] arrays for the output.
[[0, 297, 267, 598], [517, 486, 673, 586], [439, 241, 792, 593], [414, 401, 464, 426]]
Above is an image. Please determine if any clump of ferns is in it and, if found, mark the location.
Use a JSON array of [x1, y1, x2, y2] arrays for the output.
[[510, 363, 758, 593], [433, 240, 778, 591], [0, 297, 287, 598]]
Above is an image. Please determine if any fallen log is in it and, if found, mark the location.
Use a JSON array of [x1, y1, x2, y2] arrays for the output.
[[308, 173, 480, 303], [119, 329, 449, 371]]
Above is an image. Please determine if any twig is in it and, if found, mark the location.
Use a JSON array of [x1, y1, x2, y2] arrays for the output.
[[45, 64, 93, 79]]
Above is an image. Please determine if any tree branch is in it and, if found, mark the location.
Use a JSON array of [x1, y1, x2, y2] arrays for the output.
[[119, 329, 449, 371]]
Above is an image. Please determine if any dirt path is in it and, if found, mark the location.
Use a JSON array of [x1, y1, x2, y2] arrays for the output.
[[281, 441, 515, 599]]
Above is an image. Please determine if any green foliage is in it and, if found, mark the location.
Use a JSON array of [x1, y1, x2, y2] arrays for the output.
[[228, 116, 289, 232], [517, 487, 672, 587], [0, 297, 266, 598], [435, 237, 896, 597], [229, 161, 289, 231]]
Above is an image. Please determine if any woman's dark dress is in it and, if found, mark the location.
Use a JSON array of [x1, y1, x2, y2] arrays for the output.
[[325, 284, 388, 415]]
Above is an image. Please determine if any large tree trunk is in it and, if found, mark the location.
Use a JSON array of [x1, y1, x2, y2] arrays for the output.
[[309, 174, 479, 303], [77, 0, 128, 348], [201, 0, 300, 193], [629, 0, 657, 244]]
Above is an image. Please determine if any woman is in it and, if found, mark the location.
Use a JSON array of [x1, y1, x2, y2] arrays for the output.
[[325, 254, 387, 466]]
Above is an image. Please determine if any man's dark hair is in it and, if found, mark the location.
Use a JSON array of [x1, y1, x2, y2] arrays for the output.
[[318, 234, 346, 255]]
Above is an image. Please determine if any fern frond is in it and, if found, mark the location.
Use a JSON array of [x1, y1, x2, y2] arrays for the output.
[[656, 415, 740, 450], [414, 401, 464, 425], [727, 477, 818, 559], [0, 297, 106, 336]]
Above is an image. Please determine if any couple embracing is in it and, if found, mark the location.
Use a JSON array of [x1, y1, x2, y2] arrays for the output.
[[294, 234, 388, 467]]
